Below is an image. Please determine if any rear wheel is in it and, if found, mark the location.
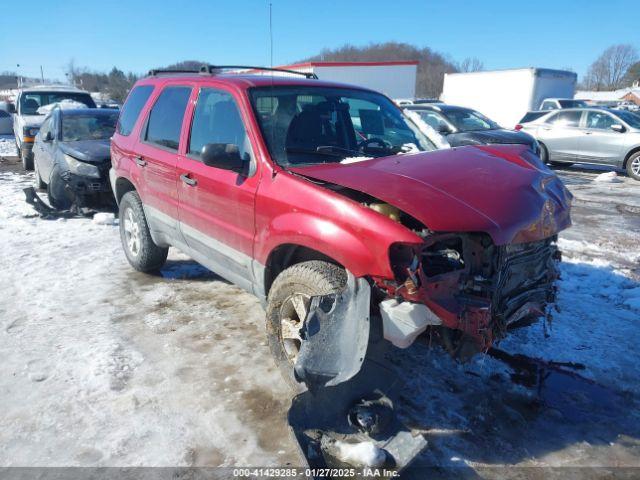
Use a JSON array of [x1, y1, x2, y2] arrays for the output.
[[627, 151, 640, 181], [118, 191, 168, 272], [265, 260, 347, 391], [21, 149, 33, 171]]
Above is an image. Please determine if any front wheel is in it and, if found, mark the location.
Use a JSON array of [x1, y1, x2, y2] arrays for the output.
[[34, 159, 46, 189], [118, 191, 168, 272], [21, 149, 33, 171], [627, 151, 640, 181], [265, 260, 347, 392]]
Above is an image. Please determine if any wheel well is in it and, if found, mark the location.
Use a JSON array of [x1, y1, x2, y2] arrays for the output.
[[623, 147, 640, 169], [264, 244, 343, 296], [114, 177, 136, 204]]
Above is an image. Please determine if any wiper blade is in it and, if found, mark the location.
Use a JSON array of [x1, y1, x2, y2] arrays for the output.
[[316, 145, 361, 156], [285, 147, 344, 157]]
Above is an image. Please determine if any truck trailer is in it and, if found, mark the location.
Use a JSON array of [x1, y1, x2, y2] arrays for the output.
[[441, 68, 577, 129]]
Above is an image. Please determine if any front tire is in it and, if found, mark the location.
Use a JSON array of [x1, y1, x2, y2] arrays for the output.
[[34, 159, 46, 189], [265, 260, 347, 392], [47, 166, 73, 210], [118, 191, 168, 272], [627, 151, 640, 181]]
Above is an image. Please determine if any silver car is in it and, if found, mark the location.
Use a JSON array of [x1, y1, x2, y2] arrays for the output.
[[520, 108, 640, 181]]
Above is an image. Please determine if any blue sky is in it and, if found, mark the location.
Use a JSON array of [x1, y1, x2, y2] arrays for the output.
[[1, 0, 637, 82]]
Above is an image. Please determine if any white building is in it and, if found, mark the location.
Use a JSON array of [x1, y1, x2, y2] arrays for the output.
[[273, 61, 418, 99]]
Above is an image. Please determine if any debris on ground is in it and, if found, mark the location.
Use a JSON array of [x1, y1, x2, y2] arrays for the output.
[[593, 171, 621, 183], [92, 212, 117, 225]]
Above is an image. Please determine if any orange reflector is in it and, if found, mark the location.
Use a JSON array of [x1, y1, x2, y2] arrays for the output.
[[23, 136, 35, 143]]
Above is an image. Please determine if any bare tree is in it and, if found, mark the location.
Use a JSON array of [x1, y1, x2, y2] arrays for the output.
[[583, 44, 639, 90], [457, 57, 484, 72]]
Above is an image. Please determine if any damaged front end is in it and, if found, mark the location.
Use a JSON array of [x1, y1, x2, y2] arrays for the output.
[[380, 232, 561, 357]]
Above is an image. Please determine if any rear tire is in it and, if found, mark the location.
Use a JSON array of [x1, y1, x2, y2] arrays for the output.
[[626, 151, 640, 181], [265, 260, 347, 392], [21, 149, 33, 171], [118, 191, 168, 273]]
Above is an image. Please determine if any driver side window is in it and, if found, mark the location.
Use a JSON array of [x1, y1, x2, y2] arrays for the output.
[[188, 88, 252, 162]]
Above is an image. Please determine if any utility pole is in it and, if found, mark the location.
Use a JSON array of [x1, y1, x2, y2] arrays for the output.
[[40, 65, 44, 84]]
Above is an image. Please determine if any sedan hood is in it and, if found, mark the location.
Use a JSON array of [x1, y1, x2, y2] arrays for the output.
[[289, 145, 572, 245], [59, 140, 111, 163], [448, 129, 536, 149]]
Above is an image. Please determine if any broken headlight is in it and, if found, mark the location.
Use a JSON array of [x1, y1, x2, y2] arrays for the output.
[[64, 154, 100, 178]]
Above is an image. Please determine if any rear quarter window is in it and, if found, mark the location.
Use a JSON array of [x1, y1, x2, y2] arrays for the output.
[[117, 85, 154, 136]]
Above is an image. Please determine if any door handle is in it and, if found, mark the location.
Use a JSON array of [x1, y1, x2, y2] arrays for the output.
[[180, 173, 197, 186], [134, 155, 147, 167], [584, 131, 593, 135]]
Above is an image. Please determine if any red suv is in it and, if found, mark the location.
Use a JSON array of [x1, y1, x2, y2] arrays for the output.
[[110, 66, 571, 389]]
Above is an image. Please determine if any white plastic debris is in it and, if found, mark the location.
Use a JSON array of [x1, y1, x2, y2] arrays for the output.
[[593, 171, 621, 183], [92, 212, 116, 225], [380, 299, 442, 348], [333, 440, 386, 467], [341, 156, 373, 164]]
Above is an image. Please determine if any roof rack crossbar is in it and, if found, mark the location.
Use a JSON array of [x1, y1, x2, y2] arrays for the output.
[[200, 65, 318, 79], [147, 65, 318, 79]]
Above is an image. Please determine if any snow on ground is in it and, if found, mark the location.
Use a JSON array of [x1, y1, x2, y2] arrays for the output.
[[0, 135, 18, 158], [0, 166, 300, 467], [0, 161, 639, 473]]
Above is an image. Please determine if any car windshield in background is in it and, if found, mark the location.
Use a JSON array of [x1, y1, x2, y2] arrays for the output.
[[61, 112, 118, 141], [614, 110, 640, 129], [20, 92, 97, 115], [558, 100, 588, 108], [443, 108, 498, 132], [249, 86, 435, 167]]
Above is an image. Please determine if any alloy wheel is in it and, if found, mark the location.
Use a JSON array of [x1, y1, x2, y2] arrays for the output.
[[123, 208, 141, 257], [279, 293, 311, 363]]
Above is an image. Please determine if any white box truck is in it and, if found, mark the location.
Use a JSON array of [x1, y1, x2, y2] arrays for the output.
[[441, 68, 577, 128]]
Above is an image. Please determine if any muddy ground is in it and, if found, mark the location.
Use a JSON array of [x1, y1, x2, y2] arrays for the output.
[[0, 156, 638, 478]]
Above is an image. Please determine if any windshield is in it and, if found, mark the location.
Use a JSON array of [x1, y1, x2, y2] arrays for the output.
[[249, 86, 435, 167], [558, 100, 588, 108], [615, 110, 640, 129], [20, 92, 96, 115], [61, 112, 118, 141], [442, 108, 498, 132]]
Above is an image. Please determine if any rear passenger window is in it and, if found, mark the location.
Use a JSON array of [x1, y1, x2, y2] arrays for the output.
[[145, 86, 192, 151], [546, 110, 581, 128], [117, 85, 153, 136], [188, 88, 251, 160]]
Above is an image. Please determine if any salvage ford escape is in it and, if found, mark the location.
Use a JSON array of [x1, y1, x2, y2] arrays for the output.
[[110, 65, 572, 389]]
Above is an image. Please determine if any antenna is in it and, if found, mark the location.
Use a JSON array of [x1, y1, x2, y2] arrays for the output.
[[269, 3, 273, 68]]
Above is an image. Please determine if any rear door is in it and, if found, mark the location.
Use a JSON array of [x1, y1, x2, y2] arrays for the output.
[[176, 86, 260, 291], [537, 110, 582, 161], [578, 110, 625, 165], [135, 84, 192, 244]]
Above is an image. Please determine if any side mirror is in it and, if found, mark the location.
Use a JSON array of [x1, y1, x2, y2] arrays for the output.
[[44, 131, 53, 142], [610, 124, 625, 133], [437, 124, 452, 135], [201, 143, 245, 172]]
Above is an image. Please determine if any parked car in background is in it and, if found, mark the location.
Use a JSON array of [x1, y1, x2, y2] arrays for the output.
[[33, 107, 118, 209], [539, 98, 588, 110], [109, 66, 570, 389], [395, 98, 441, 106], [519, 108, 640, 180], [616, 101, 640, 112], [0, 108, 12, 135], [405, 103, 539, 153], [13, 85, 96, 170]]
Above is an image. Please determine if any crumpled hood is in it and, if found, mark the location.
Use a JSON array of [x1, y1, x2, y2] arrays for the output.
[[289, 144, 572, 245], [59, 140, 111, 163]]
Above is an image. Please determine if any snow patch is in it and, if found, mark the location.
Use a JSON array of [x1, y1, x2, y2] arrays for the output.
[[593, 171, 621, 183], [403, 109, 450, 149], [37, 99, 89, 114], [92, 212, 117, 225], [333, 440, 386, 467], [341, 156, 373, 164]]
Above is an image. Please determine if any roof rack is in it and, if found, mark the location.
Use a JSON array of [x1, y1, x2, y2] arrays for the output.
[[147, 64, 318, 79]]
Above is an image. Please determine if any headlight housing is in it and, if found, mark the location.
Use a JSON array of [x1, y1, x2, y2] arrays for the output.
[[23, 126, 39, 138], [64, 154, 100, 178]]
